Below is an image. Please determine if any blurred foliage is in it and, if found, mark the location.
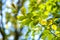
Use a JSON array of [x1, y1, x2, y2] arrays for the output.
[[1, 0, 60, 40]]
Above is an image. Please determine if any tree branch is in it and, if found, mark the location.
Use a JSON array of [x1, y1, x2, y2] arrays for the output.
[[14, 0, 26, 40]]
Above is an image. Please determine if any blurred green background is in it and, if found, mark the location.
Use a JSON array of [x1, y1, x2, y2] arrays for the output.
[[0, 0, 60, 40]]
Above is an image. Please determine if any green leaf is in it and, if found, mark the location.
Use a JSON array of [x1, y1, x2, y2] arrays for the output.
[[17, 16, 26, 21]]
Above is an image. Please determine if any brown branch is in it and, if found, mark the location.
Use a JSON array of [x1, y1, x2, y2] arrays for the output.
[[14, 0, 26, 40]]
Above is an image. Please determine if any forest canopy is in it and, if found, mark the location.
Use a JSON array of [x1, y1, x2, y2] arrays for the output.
[[0, 0, 60, 40]]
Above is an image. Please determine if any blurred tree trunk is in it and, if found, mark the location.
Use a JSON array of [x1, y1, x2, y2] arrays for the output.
[[0, 0, 6, 40], [14, 0, 26, 40]]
